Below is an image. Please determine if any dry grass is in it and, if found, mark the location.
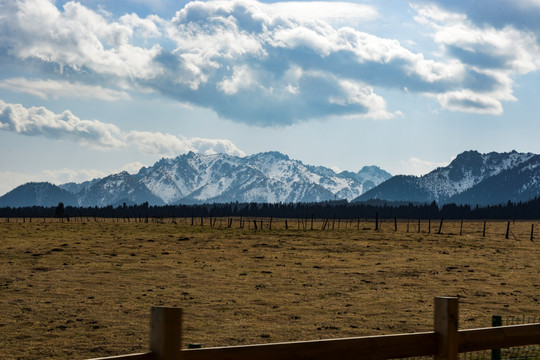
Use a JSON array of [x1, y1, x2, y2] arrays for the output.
[[0, 218, 539, 359]]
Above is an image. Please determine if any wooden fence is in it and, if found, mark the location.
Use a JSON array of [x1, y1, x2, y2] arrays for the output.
[[87, 297, 540, 360]]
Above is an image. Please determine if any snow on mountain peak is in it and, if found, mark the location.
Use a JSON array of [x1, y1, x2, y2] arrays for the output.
[[135, 152, 390, 204]]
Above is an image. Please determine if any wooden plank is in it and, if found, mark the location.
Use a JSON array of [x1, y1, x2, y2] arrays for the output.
[[86, 352, 155, 360], [434, 296, 459, 360], [179, 332, 437, 360], [459, 323, 540, 353], [151, 307, 182, 360]]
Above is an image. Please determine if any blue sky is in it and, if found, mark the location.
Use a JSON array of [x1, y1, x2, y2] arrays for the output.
[[1, 0, 540, 196]]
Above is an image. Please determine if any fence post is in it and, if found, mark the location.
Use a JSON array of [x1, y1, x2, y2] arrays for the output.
[[491, 315, 502, 360], [434, 296, 459, 360], [438, 218, 444, 234], [151, 307, 183, 360]]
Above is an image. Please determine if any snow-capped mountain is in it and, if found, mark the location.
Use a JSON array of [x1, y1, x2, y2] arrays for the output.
[[60, 178, 101, 195], [355, 150, 537, 205], [0, 182, 77, 207], [76, 171, 165, 207], [447, 154, 540, 205], [4, 150, 540, 207], [136, 151, 391, 204], [0, 151, 391, 207]]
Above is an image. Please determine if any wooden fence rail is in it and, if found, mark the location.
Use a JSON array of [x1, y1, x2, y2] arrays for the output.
[[88, 297, 540, 360]]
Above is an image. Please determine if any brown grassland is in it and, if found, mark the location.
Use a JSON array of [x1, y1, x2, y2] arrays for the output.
[[0, 217, 539, 359]]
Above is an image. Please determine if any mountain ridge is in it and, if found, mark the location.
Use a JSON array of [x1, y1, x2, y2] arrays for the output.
[[4, 150, 540, 208], [0, 151, 391, 207], [354, 150, 538, 205]]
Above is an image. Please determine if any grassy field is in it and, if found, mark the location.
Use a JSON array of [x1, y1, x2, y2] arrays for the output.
[[1, 218, 539, 359]]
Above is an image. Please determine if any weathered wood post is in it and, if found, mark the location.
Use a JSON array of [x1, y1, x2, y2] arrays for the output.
[[531, 224, 534, 242], [434, 296, 459, 360], [459, 220, 463, 236], [483, 221, 486, 238], [150, 307, 182, 360], [375, 212, 379, 231], [438, 218, 444, 235], [394, 217, 397, 232], [505, 221, 510, 239], [321, 218, 328, 230]]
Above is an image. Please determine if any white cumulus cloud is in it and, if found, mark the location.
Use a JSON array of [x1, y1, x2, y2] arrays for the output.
[[2, 0, 538, 123], [0, 100, 124, 149], [0, 99, 245, 157], [412, 2, 540, 114]]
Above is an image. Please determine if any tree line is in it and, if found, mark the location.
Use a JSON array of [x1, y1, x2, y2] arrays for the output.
[[2, 197, 540, 220]]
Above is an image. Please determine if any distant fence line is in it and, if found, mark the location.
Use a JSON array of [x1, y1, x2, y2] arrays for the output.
[[84, 297, 540, 360], [0, 216, 537, 241]]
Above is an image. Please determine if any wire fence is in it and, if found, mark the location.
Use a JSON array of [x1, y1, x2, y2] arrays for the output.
[[398, 315, 540, 360], [493, 316, 540, 360]]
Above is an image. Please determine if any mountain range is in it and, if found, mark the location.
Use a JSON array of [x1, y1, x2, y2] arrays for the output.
[[354, 150, 540, 205], [0, 151, 391, 207], [2, 150, 540, 208]]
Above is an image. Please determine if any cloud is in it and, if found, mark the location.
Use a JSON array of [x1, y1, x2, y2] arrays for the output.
[[125, 131, 246, 157], [0, 99, 124, 148], [2, 0, 537, 123], [118, 161, 146, 174], [261, 1, 377, 23], [0, 99, 245, 156], [0, 0, 163, 78], [414, 0, 540, 36], [0, 0, 427, 124], [0, 78, 131, 101], [436, 91, 507, 115], [411, 2, 540, 114], [398, 157, 449, 176]]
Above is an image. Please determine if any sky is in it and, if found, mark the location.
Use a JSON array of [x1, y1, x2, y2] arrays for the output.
[[1, 0, 540, 196]]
